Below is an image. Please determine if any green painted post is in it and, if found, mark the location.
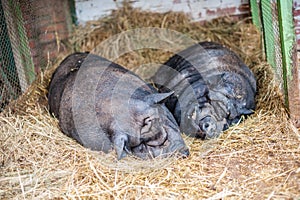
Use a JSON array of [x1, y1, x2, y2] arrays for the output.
[[250, 0, 261, 29], [69, 0, 78, 25], [277, 0, 295, 108], [277, 0, 300, 117]]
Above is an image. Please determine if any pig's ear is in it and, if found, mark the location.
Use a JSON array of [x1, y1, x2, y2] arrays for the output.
[[114, 133, 129, 160], [145, 91, 174, 104]]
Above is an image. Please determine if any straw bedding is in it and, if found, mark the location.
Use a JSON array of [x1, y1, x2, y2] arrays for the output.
[[1, 4, 300, 199]]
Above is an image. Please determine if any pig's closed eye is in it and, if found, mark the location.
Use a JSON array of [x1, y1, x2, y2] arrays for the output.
[[144, 117, 152, 125], [141, 117, 152, 135]]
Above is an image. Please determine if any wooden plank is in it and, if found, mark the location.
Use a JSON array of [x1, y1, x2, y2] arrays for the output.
[[278, 0, 300, 126], [250, 0, 261, 28], [75, 0, 250, 24], [255, 0, 300, 126]]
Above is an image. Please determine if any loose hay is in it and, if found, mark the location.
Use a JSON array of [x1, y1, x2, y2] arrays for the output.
[[1, 3, 300, 199]]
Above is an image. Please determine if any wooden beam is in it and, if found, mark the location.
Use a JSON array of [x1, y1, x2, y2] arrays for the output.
[[278, 0, 300, 126]]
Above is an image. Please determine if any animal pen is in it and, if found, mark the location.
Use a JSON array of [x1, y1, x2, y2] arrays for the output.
[[0, 0, 300, 199]]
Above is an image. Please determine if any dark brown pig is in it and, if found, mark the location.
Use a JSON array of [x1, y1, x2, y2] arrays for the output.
[[48, 52, 189, 160], [151, 41, 256, 139]]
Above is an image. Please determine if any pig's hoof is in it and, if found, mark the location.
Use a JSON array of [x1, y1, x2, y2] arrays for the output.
[[179, 147, 190, 158]]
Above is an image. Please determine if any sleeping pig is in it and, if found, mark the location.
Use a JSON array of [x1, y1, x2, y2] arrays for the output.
[[151, 41, 256, 139], [48, 52, 189, 160]]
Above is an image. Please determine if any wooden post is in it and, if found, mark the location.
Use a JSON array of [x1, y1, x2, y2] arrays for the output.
[[254, 0, 300, 126], [278, 0, 300, 126], [250, 0, 261, 28]]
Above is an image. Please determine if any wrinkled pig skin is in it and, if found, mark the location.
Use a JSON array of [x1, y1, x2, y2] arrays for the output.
[[151, 41, 256, 139], [48, 52, 189, 160]]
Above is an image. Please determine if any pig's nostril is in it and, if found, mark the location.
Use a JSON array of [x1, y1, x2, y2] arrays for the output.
[[202, 122, 210, 131]]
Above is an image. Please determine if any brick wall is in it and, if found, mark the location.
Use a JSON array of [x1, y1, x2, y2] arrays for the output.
[[20, 0, 73, 73]]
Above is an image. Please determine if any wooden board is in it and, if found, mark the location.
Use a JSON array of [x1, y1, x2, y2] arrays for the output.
[[251, 0, 300, 127]]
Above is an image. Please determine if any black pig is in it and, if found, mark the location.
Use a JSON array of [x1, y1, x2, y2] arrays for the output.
[[48, 52, 189, 159], [151, 42, 256, 139]]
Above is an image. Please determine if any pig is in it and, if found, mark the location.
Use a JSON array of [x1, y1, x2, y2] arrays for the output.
[[151, 41, 256, 139], [48, 52, 189, 160]]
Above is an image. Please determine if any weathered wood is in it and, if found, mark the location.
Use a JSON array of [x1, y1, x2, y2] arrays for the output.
[[256, 0, 300, 127], [278, 0, 300, 126], [75, 0, 250, 24]]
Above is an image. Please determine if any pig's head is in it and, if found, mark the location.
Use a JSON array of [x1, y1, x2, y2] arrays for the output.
[[181, 71, 256, 139], [181, 85, 255, 139], [181, 101, 227, 139], [111, 91, 189, 160]]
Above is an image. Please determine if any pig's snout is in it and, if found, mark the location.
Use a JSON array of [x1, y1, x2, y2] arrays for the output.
[[193, 116, 218, 139]]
